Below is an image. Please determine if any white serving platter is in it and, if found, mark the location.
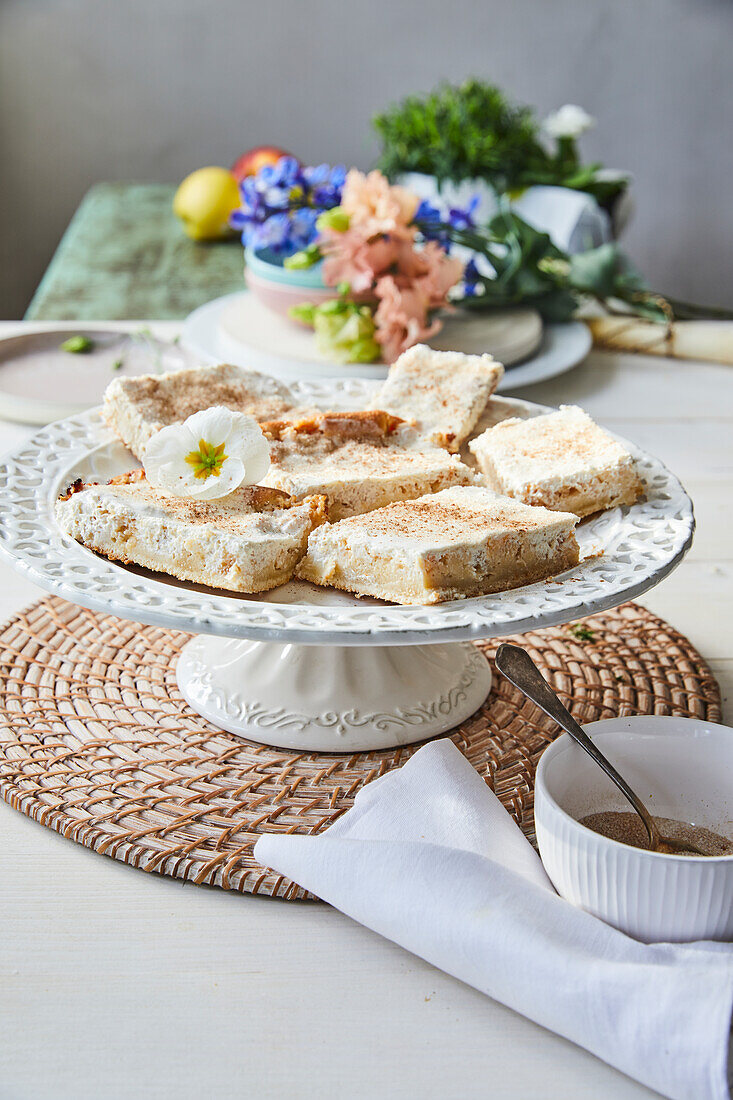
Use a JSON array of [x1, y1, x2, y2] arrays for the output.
[[181, 291, 592, 389], [0, 327, 198, 426]]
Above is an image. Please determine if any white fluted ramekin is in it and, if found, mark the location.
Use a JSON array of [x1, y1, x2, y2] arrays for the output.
[[535, 716, 733, 942]]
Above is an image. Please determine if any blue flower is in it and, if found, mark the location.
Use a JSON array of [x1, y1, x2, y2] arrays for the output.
[[415, 195, 481, 247], [448, 194, 480, 231], [253, 211, 291, 251], [415, 198, 442, 225], [229, 208, 249, 231], [263, 156, 302, 191], [330, 164, 347, 188], [229, 157, 346, 254], [462, 257, 481, 297], [305, 163, 346, 210], [310, 182, 341, 208], [303, 163, 331, 185], [304, 163, 346, 187], [288, 207, 320, 251], [414, 199, 451, 250]]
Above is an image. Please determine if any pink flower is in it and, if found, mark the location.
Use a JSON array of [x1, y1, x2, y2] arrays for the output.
[[315, 181, 464, 362], [374, 276, 441, 363], [414, 241, 464, 309], [382, 239, 464, 302], [321, 227, 400, 292], [341, 169, 419, 240]]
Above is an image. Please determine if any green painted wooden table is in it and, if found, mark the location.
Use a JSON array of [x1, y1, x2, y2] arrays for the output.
[[25, 183, 245, 321]]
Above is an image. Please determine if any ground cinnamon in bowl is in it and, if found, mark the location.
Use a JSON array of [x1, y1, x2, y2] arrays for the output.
[[579, 811, 733, 857]]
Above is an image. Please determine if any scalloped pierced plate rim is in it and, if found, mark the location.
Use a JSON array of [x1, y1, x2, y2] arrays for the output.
[[0, 378, 694, 645]]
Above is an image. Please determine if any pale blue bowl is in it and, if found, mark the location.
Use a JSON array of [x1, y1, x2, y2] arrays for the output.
[[244, 246, 327, 290]]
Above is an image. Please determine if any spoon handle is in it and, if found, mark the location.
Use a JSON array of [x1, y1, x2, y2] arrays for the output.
[[494, 643, 659, 849]]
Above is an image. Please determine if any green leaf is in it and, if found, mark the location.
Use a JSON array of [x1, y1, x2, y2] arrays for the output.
[[568, 244, 622, 297], [568, 623, 595, 642], [312, 298, 380, 363], [533, 289, 578, 322], [316, 207, 350, 233], [60, 335, 95, 354], [624, 295, 669, 323], [288, 303, 317, 327], [284, 244, 322, 270], [417, 206, 688, 328], [318, 297, 349, 315]]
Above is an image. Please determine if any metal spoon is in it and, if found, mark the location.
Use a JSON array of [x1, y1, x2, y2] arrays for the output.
[[494, 643, 706, 856]]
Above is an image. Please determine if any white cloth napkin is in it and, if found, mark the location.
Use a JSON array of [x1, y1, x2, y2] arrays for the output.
[[512, 184, 612, 253], [255, 739, 733, 1100]]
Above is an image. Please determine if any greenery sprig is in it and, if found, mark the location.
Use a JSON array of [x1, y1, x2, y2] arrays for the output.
[[373, 79, 626, 206], [418, 209, 733, 325]]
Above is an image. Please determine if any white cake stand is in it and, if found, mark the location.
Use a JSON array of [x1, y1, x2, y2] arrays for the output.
[[0, 380, 694, 753]]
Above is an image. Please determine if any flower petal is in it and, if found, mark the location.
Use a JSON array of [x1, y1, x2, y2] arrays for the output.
[[191, 458, 247, 500], [182, 406, 234, 442], [142, 407, 270, 501], [225, 415, 272, 484]]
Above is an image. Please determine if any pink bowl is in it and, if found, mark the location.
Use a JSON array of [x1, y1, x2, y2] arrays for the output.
[[245, 268, 338, 323]]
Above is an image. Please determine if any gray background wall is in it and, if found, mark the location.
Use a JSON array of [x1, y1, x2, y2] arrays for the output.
[[2, 0, 732, 318]]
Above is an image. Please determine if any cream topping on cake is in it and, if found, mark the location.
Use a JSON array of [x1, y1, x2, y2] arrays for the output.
[[468, 405, 643, 516], [297, 486, 580, 605], [322, 485, 575, 549], [370, 344, 504, 451], [260, 410, 473, 520], [471, 406, 628, 480], [103, 363, 296, 458], [56, 470, 326, 594]]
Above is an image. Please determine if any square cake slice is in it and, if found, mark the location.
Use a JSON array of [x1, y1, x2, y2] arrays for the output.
[[103, 363, 296, 459], [56, 470, 326, 594], [296, 485, 580, 605], [370, 344, 504, 451], [468, 404, 644, 517], [260, 410, 474, 521]]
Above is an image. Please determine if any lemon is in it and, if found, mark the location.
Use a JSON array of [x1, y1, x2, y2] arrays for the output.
[[173, 167, 240, 241]]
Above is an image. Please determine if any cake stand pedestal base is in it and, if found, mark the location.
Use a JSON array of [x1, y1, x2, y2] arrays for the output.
[[176, 636, 492, 752]]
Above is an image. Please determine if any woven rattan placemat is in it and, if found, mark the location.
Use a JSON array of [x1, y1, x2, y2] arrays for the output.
[[0, 595, 721, 900]]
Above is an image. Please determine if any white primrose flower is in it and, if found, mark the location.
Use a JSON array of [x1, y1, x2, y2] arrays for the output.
[[543, 104, 596, 140], [143, 406, 271, 501]]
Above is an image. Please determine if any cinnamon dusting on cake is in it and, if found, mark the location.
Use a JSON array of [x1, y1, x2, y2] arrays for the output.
[[487, 413, 609, 463], [106, 364, 294, 430], [340, 495, 558, 539], [371, 344, 504, 451], [57, 471, 327, 534]]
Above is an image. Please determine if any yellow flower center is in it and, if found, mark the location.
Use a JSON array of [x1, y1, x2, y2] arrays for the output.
[[185, 439, 227, 479]]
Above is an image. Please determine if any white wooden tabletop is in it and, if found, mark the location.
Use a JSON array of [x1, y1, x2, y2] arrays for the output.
[[0, 320, 730, 1100]]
